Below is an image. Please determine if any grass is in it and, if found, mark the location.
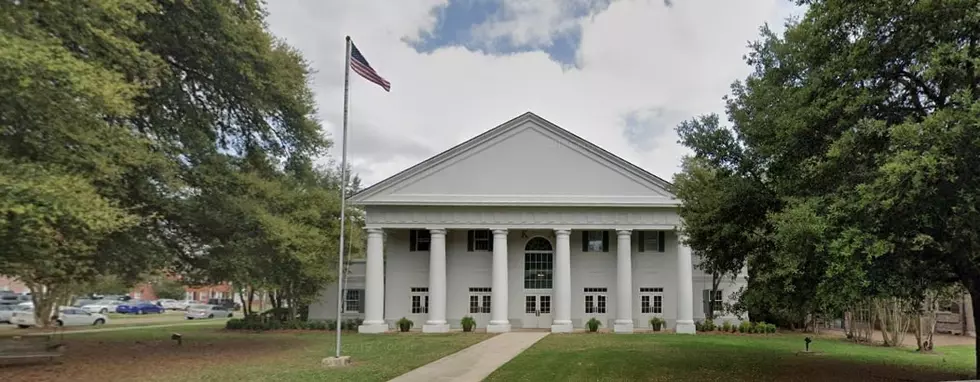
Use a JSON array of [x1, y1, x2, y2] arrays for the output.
[[0, 325, 493, 382], [487, 332, 975, 382]]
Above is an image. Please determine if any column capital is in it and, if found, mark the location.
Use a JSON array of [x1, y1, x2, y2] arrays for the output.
[[492, 229, 508, 236], [616, 229, 632, 237], [365, 227, 384, 235], [553, 228, 571, 236], [428, 228, 447, 236]]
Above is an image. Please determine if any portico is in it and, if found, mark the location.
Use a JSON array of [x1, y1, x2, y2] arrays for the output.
[[310, 112, 744, 334]]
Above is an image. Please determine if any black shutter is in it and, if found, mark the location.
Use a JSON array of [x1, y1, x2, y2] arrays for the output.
[[357, 290, 365, 313], [467, 230, 474, 252], [409, 230, 417, 252], [658, 231, 666, 252], [488, 230, 494, 251], [581, 231, 589, 252], [638, 231, 645, 252], [602, 230, 610, 252]]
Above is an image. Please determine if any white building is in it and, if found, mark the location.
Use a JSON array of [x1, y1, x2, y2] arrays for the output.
[[310, 112, 746, 333]]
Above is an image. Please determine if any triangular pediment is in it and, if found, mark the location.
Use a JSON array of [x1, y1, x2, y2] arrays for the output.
[[352, 112, 678, 207]]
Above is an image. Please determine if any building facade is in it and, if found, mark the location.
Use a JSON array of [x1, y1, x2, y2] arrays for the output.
[[310, 112, 746, 333]]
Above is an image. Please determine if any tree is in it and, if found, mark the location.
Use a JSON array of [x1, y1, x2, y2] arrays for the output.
[[674, 0, 980, 372], [151, 278, 187, 300]]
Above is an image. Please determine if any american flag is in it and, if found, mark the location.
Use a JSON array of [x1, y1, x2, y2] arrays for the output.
[[350, 41, 390, 92]]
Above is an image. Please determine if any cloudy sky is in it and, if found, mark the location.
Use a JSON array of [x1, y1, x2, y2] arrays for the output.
[[265, 0, 803, 186]]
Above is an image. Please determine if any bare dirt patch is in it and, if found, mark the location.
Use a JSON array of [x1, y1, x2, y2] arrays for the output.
[[0, 330, 304, 382]]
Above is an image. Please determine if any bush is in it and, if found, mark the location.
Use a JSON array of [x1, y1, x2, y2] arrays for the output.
[[694, 320, 703, 332], [461, 316, 476, 332], [340, 318, 364, 331], [721, 320, 732, 333], [754, 321, 768, 334], [649, 317, 665, 331], [225, 318, 245, 330], [397, 317, 413, 332], [307, 320, 328, 330], [226, 317, 344, 332], [738, 321, 752, 333], [766, 323, 777, 334], [586, 317, 602, 332], [701, 318, 715, 332]]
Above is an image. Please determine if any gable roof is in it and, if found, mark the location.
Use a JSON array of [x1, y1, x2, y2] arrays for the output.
[[351, 112, 678, 207]]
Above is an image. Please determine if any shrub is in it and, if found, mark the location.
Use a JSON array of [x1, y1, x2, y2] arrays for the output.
[[587, 317, 602, 332], [461, 316, 476, 332], [340, 318, 364, 331], [702, 318, 715, 332], [738, 321, 752, 333], [766, 323, 777, 334], [721, 320, 732, 333], [397, 317, 413, 332], [649, 317, 665, 331], [225, 318, 245, 330], [730, 323, 738, 333], [754, 321, 768, 334], [694, 320, 703, 332], [307, 320, 328, 330]]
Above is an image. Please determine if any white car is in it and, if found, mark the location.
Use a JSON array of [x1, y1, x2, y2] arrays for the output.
[[0, 305, 29, 323], [11, 306, 109, 328], [185, 304, 233, 319], [81, 300, 123, 314], [157, 299, 186, 310]]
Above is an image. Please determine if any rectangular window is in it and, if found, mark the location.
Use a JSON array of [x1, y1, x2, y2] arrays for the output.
[[344, 289, 363, 313], [639, 231, 666, 252], [583, 287, 608, 314], [582, 231, 608, 252], [410, 287, 429, 314], [468, 287, 492, 314], [524, 252, 554, 289], [409, 230, 431, 251], [703, 289, 723, 317], [640, 287, 664, 314], [468, 230, 493, 251]]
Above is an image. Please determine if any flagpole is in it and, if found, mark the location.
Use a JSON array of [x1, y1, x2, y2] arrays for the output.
[[335, 35, 352, 359]]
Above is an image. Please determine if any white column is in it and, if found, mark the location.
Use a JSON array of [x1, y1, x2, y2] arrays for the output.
[[551, 229, 573, 333], [675, 233, 696, 334], [358, 228, 387, 333], [423, 228, 449, 333], [614, 229, 634, 333], [488, 229, 511, 333]]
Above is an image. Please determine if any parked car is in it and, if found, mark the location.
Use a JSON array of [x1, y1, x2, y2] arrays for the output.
[[156, 299, 184, 310], [185, 304, 233, 319], [176, 300, 195, 310], [115, 301, 165, 315], [11, 307, 109, 328], [0, 304, 29, 323], [81, 300, 123, 314], [207, 298, 241, 311], [0, 293, 30, 306]]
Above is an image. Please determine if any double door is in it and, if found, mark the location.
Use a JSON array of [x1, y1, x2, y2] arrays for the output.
[[522, 293, 553, 329]]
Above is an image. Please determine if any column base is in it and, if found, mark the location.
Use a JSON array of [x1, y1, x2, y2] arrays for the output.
[[487, 322, 511, 333], [422, 323, 450, 333], [551, 321, 573, 333], [358, 323, 387, 334], [675, 320, 696, 334], [614, 321, 635, 333]]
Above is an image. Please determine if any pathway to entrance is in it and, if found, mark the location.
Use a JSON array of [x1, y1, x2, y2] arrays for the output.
[[388, 331, 549, 382]]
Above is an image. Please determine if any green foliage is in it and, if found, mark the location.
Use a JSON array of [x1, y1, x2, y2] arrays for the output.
[[461, 316, 476, 332], [152, 278, 186, 300], [225, 317, 345, 332], [587, 318, 602, 332], [398, 317, 413, 332], [721, 321, 732, 333], [694, 321, 703, 332], [738, 321, 752, 334], [649, 317, 666, 331], [701, 318, 716, 332]]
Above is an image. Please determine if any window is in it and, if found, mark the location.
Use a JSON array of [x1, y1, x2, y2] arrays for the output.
[[524, 238, 554, 289], [409, 230, 431, 251], [639, 231, 666, 252], [703, 289, 724, 317], [410, 287, 429, 314], [584, 287, 608, 314], [468, 287, 492, 314], [640, 287, 664, 314], [468, 230, 493, 251], [939, 299, 962, 314], [344, 289, 363, 313], [581, 231, 609, 252]]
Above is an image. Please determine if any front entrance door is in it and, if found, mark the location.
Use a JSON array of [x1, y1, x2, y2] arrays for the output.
[[523, 294, 553, 328]]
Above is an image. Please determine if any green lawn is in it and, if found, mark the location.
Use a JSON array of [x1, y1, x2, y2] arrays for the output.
[[0, 325, 492, 382], [487, 332, 975, 382]]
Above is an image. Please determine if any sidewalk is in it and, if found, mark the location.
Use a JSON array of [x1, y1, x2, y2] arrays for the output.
[[389, 332, 549, 382]]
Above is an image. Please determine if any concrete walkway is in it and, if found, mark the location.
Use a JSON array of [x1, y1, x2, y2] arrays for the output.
[[389, 332, 549, 382]]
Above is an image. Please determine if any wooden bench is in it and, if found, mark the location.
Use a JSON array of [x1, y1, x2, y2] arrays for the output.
[[0, 336, 64, 363]]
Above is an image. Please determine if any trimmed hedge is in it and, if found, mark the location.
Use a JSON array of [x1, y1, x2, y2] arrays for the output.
[[226, 317, 364, 332]]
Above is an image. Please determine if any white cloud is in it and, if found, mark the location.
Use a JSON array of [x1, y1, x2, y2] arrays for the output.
[[264, 0, 800, 185]]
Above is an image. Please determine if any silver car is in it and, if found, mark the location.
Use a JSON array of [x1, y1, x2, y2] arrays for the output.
[[184, 304, 233, 319]]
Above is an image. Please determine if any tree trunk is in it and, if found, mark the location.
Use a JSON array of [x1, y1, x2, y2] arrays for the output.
[[708, 274, 721, 320]]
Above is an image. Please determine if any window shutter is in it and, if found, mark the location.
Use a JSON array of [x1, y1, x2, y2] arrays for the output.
[[488, 230, 494, 251], [638, 231, 646, 252], [658, 231, 666, 252], [409, 230, 417, 252], [702, 289, 710, 317], [581, 231, 589, 252], [467, 230, 474, 252], [602, 230, 610, 252], [357, 290, 365, 313]]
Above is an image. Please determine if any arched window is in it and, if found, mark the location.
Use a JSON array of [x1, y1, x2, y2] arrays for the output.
[[524, 237, 554, 289]]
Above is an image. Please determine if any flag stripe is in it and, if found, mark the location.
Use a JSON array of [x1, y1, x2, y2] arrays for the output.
[[349, 41, 390, 92]]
